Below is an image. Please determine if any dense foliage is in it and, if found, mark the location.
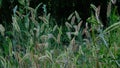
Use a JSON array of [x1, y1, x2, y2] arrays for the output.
[[1, 0, 120, 27], [0, 0, 120, 68]]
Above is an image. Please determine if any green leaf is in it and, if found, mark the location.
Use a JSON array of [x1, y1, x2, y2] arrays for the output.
[[18, 0, 25, 6]]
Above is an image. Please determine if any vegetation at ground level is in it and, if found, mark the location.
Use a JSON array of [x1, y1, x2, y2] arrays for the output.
[[0, 0, 120, 68]]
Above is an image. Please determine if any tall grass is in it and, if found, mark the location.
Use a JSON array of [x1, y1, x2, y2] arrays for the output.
[[0, 2, 120, 68]]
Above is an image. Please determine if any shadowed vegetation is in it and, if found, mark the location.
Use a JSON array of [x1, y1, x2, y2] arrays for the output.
[[0, 0, 120, 68]]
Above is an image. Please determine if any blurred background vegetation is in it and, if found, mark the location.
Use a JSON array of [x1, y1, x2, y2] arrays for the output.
[[0, 0, 120, 68]]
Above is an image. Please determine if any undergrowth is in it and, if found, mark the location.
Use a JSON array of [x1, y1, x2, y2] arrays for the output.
[[0, 2, 120, 68]]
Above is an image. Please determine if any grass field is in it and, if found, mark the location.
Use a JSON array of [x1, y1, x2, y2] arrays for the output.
[[0, 3, 120, 68]]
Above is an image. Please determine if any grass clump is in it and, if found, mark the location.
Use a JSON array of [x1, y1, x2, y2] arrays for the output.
[[0, 2, 120, 68]]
